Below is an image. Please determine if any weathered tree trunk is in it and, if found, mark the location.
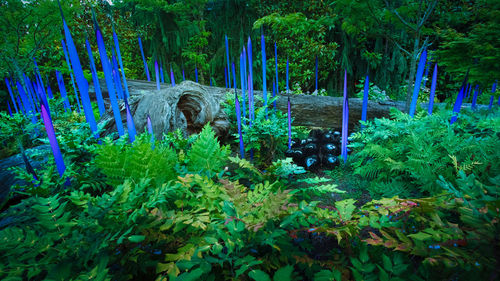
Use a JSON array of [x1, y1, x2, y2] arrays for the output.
[[91, 79, 407, 140]]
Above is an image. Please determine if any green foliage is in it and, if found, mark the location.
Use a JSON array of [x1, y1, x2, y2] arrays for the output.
[[96, 135, 178, 187], [355, 77, 390, 102], [0, 112, 41, 158], [225, 94, 291, 168], [436, 0, 500, 89], [350, 107, 499, 198], [187, 123, 230, 177], [254, 12, 338, 93]]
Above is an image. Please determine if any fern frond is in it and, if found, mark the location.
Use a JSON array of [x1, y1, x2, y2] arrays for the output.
[[187, 124, 229, 176]]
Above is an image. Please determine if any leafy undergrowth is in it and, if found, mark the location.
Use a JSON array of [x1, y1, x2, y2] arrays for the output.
[[0, 107, 499, 280]]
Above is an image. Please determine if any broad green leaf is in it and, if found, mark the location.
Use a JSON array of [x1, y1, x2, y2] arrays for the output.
[[249, 270, 271, 281], [273, 265, 293, 281], [382, 254, 392, 272]]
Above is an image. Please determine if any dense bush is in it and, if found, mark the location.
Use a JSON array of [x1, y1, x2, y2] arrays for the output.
[[349, 107, 499, 199], [1, 105, 499, 280]]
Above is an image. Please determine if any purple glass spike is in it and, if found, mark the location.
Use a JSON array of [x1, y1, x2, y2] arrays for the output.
[[450, 86, 465, 124], [5, 78, 18, 113], [160, 62, 165, 83], [35, 75, 48, 104], [261, 31, 267, 113], [210, 77, 213, 86], [240, 51, 246, 119], [274, 42, 278, 94], [125, 100, 136, 143], [46, 83, 54, 99], [7, 101, 13, 116], [17, 81, 34, 120], [147, 114, 154, 144], [235, 93, 244, 159], [225, 35, 231, 88], [17, 95, 25, 115], [224, 66, 228, 88], [170, 66, 175, 86], [232, 62, 237, 89], [408, 50, 428, 117], [341, 70, 349, 163], [247, 37, 254, 119], [36, 80, 49, 113], [361, 75, 369, 124], [286, 58, 289, 93], [138, 36, 151, 81], [471, 85, 479, 110], [287, 95, 292, 149], [428, 64, 438, 115], [155, 60, 160, 90], [27, 79, 38, 114], [60, 12, 98, 139], [113, 27, 130, 99], [85, 38, 105, 116], [112, 52, 124, 99], [182, 68, 185, 81], [56, 71, 71, 112], [465, 83, 472, 100], [423, 57, 430, 89], [40, 103, 66, 177], [492, 81, 497, 93], [488, 96, 494, 110], [272, 79, 276, 112], [315, 56, 318, 92], [248, 74, 254, 121], [195, 66, 198, 83], [95, 27, 124, 136], [33, 58, 46, 97], [61, 39, 80, 112], [243, 46, 247, 95], [409, 49, 427, 117]]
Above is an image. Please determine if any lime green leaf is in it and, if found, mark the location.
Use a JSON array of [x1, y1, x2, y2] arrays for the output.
[[408, 232, 432, 241], [128, 235, 145, 243]]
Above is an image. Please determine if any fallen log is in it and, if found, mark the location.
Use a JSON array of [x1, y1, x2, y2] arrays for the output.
[[89, 79, 411, 139]]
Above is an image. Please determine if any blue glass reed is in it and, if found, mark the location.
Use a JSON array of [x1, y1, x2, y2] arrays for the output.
[[428, 64, 437, 115], [138, 36, 151, 81]]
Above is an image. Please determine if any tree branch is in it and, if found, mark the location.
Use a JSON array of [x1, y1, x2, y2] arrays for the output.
[[419, 0, 438, 28], [383, 0, 417, 32]]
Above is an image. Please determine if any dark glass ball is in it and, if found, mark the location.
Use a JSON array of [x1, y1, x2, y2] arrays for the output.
[[305, 137, 318, 144], [305, 155, 320, 170], [291, 149, 305, 163], [322, 143, 337, 155], [322, 154, 339, 169], [304, 143, 318, 155], [322, 133, 335, 143]]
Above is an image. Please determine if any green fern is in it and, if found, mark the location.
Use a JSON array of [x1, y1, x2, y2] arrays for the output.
[[95, 135, 178, 187], [350, 108, 500, 197], [187, 124, 230, 177]]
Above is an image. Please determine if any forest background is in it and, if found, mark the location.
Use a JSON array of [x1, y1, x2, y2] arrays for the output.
[[1, 0, 499, 111]]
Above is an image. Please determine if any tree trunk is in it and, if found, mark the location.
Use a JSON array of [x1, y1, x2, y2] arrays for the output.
[[91, 80, 408, 140]]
